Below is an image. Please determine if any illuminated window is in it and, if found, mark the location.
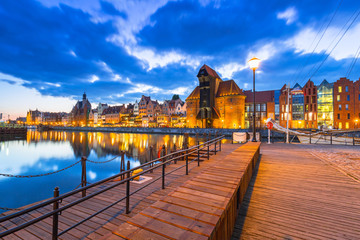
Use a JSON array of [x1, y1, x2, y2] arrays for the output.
[[337, 95, 340, 101], [338, 86, 342, 93], [339, 104, 342, 111], [346, 122, 349, 129], [339, 122, 342, 129], [346, 104, 349, 110]]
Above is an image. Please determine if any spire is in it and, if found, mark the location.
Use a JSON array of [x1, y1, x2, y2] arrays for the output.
[[83, 92, 86, 100]]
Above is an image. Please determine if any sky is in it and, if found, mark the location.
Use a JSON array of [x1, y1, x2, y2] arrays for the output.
[[1, 0, 360, 119]]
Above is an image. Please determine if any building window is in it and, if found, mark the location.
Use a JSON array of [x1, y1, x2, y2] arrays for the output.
[[305, 114, 307, 120], [337, 114, 340, 120], [337, 95, 340, 101], [359, 94, 360, 101], [338, 86, 342, 93], [313, 88, 316, 95], [348, 113, 350, 119], [347, 95, 350, 101], [339, 104, 342, 111], [345, 86, 349, 92], [346, 122, 349, 129], [339, 122, 342, 129], [346, 104, 349, 110]]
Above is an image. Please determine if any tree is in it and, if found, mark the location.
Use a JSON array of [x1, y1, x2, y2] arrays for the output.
[[172, 94, 180, 100]]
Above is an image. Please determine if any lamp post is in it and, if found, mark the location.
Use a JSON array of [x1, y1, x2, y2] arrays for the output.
[[248, 57, 261, 142]]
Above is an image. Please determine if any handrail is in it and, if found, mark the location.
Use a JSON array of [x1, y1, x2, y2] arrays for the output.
[[0, 135, 225, 238]]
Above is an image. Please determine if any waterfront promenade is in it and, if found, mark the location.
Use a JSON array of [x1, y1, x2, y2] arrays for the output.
[[232, 143, 360, 239]]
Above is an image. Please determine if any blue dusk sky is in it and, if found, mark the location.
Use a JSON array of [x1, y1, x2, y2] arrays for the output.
[[1, 0, 360, 118]]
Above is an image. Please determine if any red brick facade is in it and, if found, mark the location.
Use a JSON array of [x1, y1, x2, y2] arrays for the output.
[[333, 77, 355, 129], [303, 80, 317, 129]]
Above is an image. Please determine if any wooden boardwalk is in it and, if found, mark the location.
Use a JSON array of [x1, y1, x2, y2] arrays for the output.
[[232, 143, 360, 240], [104, 142, 260, 239], [1, 143, 245, 240]]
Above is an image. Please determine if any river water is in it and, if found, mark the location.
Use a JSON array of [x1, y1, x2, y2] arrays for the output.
[[0, 130, 214, 213]]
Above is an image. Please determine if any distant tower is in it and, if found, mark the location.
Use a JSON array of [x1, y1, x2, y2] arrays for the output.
[[83, 92, 87, 101]]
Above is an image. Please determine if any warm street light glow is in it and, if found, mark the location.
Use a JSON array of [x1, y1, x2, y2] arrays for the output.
[[248, 57, 261, 70]]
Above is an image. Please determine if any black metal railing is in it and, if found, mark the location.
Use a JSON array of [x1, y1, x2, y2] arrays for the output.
[[0, 135, 224, 239]]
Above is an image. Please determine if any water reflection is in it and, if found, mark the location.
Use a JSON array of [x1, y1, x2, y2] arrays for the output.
[[0, 130, 208, 212]]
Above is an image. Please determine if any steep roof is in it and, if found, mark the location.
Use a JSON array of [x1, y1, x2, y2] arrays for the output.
[[216, 80, 245, 97], [197, 64, 221, 79], [244, 90, 275, 103], [186, 86, 200, 100]]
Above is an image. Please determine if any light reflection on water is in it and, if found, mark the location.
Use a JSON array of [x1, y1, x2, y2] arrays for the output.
[[0, 130, 212, 213]]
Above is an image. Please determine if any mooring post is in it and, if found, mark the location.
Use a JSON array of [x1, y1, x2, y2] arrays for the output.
[[197, 141, 200, 167], [52, 187, 59, 240], [309, 131, 312, 144], [149, 146, 153, 173], [126, 160, 130, 214], [219, 137, 222, 151], [81, 156, 87, 197]]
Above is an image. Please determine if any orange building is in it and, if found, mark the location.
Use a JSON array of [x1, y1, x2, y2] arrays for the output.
[[354, 79, 360, 128], [186, 65, 246, 129]]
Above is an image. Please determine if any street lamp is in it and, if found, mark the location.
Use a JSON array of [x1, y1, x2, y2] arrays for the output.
[[248, 57, 261, 142]]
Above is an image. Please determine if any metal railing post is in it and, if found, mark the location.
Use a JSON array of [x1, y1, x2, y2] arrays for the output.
[[186, 148, 189, 175], [162, 162, 165, 189], [121, 151, 125, 180], [309, 131, 312, 144], [197, 141, 200, 167], [353, 132, 355, 146], [52, 187, 59, 240], [207, 143, 210, 160], [149, 146, 153, 173], [330, 133, 333, 145], [126, 160, 130, 214], [173, 144, 177, 164], [81, 156, 87, 197], [162, 144, 166, 168], [219, 138, 222, 151], [214, 141, 217, 155]]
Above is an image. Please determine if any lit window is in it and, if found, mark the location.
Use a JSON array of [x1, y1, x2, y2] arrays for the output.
[[346, 122, 349, 129], [346, 104, 349, 110], [339, 104, 342, 111], [339, 122, 342, 129], [338, 86, 342, 93], [337, 95, 340, 101]]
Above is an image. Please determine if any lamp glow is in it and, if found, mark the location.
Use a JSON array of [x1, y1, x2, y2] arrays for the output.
[[248, 57, 261, 70]]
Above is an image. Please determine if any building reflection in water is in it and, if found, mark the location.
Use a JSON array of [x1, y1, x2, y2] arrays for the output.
[[25, 130, 204, 164]]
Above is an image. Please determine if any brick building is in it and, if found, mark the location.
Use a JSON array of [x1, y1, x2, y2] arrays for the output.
[[303, 80, 317, 129], [69, 93, 92, 126], [139, 95, 151, 116], [244, 90, 275, 129], [186, 64, 246, 129]]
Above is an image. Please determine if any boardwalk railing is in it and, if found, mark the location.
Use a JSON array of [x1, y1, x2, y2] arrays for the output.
[[0, 135, 224, 239]]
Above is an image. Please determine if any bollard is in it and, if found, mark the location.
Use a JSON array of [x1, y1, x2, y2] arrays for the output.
[[52, 187, 59, 240], [173, 144, 177, 164], [126, 160, 130, 214], [309, 131, 312, 144], [149, 146, 153, 173], [162, 144, 166, 168], [81, 156, 87, 197], [197, 141, 200, 167], [353, 132, 355, 146]]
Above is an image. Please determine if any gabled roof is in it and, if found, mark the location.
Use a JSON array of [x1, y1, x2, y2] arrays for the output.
[[197, 64, 221, 79], [186, 86, 200, 100], [216, 80, 245, 97]]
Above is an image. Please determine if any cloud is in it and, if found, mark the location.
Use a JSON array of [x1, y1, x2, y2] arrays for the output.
[[216, 63, 247, 79], [89, 75, 100, 83], [277, 7, 298, 25], [286, 22, 360, 60]]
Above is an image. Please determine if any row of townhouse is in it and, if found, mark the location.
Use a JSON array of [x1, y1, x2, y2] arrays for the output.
[[242, 78, 360, 130]]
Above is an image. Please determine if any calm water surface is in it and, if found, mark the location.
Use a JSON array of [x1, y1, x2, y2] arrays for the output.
[[0, 130, 208, 213]]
